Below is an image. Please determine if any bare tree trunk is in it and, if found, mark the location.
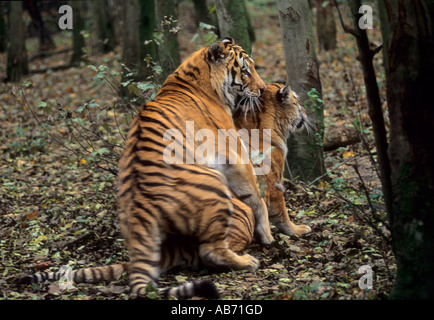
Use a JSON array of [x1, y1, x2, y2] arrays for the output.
[[137, 0, 158, 80], [334, 0, 393, 219], [122, 0, 141, 77], [24, 0, 55, 52], [214, 0, 252, 54], [0, 2, 6, 53], [378, 0, 434, 299], [6, 1, 28, 82], [69, 1, 85, 66], [89, 0, 116, 54], [316, 0, 336, 52], [276, 0, 325, 182], [193, 0, 214, 26]]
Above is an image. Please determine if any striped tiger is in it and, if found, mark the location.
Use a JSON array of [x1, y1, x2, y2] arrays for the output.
[[19, 82, 311, 299], [161, 83, 313, 271], [233, 83, 312, 237], [117, 37, 274, 298], [21, 38, 271, 299]]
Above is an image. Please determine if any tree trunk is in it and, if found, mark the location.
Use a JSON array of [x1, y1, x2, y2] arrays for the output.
[[69, 1, 85, 66], [192, 0, 214, 26], [378, 0, 434, 299], [24, 0, 55, 52], [122, 0, 141, 78], [338, 0, 393, 219], [138, 0, 158, 79], [276, 0, 325, 182], [89, 0, 116, 54], [0, 2, 6, 53], [214, 0, 252, 54], [6, 1, 28, 82], [155, 0, 180, 82], [316, 0, 336, 52]]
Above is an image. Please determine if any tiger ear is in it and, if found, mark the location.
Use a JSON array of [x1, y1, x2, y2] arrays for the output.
[[278, 85, 291, 102], [208, 42, 225, 62], [221, 37, 235, 45]]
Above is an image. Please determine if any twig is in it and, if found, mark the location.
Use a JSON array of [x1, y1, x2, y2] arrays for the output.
[[308, 153, 360, 186], [351, 162, 390, 230], [22, 89, 78, 155], [372, 44, 383, 57], [333, 0, 360, 38], [111, 99, 127, 143], [29, 63, 76, 74], [28, 47, 72, 62], [311, 184, 391, 244]]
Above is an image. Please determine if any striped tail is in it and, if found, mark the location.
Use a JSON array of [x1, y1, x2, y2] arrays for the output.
[[19, 263, 219, 299], [161, 280, 219, 299], [19, 263, 129, 285]]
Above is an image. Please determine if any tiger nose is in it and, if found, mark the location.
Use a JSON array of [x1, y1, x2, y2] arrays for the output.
[[259, 81, 267, 95]]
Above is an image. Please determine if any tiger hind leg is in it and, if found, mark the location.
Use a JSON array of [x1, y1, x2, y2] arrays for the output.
[[125, 217, 163, 297], [198, 209, 259, 271]]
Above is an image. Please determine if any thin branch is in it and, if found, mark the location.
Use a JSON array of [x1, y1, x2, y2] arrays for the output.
[[308, 153, 361, 186], [22, 89, 78, 155], [333, 0, 360, 38], [311, 184, 391, 244], [371, 44, 383, 57], [29, 63, 76, 74], [351, 162, 390, 230]]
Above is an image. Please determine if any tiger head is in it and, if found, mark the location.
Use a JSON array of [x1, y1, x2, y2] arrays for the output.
[[207, 37, 266, 113], [172, 37, 266, 114], [264, 83, 312, 139], [234, 82, 312, 154]]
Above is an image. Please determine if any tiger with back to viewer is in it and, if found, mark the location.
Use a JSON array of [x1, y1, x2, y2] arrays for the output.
[[117, 37, 274, 299], [21, 38, 272, 299], [20, 82, 312, 299]]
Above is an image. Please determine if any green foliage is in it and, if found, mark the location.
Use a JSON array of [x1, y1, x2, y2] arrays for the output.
[[25, 56, 163, 177], [191, 22, 218, 47], [305, 88, 323, 114], [9, 126, 47, 155]]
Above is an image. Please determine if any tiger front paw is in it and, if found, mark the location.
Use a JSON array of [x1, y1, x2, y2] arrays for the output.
[[294, 224, 311, 235], [239, 254, 260, 271]]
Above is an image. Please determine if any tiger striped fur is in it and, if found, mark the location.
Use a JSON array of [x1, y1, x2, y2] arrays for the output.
[[233, 83, 312, 237], [117, 37, 274, 298], [20, 82, 311, 299]]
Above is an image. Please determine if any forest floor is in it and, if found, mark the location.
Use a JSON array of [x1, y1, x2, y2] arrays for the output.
[[0, 1, 395, 300]]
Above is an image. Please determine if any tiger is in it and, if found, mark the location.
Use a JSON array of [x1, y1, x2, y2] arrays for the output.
[[161, 83, 312, 269], [19, 82, 312, 299], [233, 83, 312, 238], [117, 37, 276, 299], [20, 38, 272, 299]]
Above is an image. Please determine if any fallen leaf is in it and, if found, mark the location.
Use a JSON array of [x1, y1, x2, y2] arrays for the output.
[[34, 261, 53, 271], [288, 245, 301, 253], [245, 277, 262, 281], [343, 150, 355, 158], [26, 211, 38, 220]]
